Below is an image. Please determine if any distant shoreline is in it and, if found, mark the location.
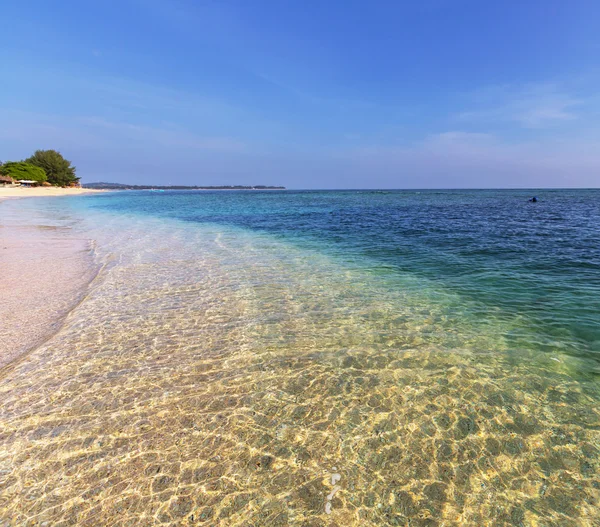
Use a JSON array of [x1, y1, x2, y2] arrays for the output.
[[83, 182, 286, 191]]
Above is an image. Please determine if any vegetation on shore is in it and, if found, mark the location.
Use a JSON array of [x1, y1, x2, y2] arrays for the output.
[[1, 152, 284, 190], [0, 162, 48, 184], [0, 150, 79, 187]]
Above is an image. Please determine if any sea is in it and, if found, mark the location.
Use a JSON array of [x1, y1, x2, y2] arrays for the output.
[[1, 189, 599, 526]]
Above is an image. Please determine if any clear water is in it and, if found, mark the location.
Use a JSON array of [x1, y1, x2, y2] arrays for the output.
[[1, 190, 599, 526]]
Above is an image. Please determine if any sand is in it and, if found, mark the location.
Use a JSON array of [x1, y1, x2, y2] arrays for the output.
[[0, 203, 98, 368], [0, 186, 105, 199]]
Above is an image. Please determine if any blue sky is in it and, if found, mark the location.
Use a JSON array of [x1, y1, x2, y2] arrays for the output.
[[2, 0, 600, 188]]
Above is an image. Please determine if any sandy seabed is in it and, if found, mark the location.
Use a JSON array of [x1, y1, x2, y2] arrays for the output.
[[1, 193, 599, 526]]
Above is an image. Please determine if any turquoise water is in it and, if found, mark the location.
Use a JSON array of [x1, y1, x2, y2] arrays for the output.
[[87, 189, 600, 365], [1, 190, 599, 526]]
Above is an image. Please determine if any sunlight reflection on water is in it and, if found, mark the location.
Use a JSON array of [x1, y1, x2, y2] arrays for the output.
[[0, 194, 599, 526]]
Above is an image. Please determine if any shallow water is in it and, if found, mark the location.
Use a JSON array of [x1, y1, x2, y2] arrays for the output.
[[0, 190, 599, 526]]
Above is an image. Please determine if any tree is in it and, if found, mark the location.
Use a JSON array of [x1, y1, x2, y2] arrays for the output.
[[0, 162, 47, 184], [26, 150, 79, 187]]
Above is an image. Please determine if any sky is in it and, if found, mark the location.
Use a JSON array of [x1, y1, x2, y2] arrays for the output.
[[2, 0, 600, 188]]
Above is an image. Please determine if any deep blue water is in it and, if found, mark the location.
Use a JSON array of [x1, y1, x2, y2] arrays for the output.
[[83, 189, 600, 368]]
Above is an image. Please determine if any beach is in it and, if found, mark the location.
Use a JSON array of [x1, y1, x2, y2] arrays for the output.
[[0, 190, 599, 526], [0, 187, 105, 199]]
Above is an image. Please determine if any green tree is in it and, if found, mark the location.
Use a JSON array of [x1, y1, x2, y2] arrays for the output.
[[0, 162, 47, 184], [26, 150, 79, 187]]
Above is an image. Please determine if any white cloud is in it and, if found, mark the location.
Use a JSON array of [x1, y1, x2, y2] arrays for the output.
[[78, 116, 249, 152], [340, 131, 600, 188], [458, 83, 583, 128], [0, 110, 249, 157]]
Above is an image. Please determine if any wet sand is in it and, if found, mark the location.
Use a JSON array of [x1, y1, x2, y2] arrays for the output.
[[0, 218, 97, 368]]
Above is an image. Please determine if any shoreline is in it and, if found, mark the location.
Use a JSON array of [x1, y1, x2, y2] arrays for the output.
[[0, 200, 100, 369]]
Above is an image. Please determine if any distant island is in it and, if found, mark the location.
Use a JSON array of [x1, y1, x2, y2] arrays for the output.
[[83, 182, 286, 190]]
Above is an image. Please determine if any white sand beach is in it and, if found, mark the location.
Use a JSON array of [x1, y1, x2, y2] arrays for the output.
[[0, 187, 105, 199]]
